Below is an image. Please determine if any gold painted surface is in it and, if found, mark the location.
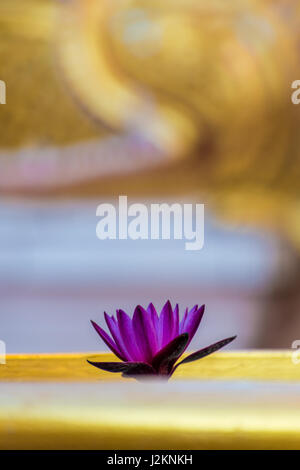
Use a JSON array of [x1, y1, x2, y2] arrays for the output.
[[1, 352, 300, 449], [3, 0, 300, 219], [1, 351, 300, 382], [0, 0, 101, 148]]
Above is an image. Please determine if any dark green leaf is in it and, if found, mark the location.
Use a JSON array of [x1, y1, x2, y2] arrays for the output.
[[87, 360, 155, 375], [174, 335, 237, 371], [151, 333, 189, 374]]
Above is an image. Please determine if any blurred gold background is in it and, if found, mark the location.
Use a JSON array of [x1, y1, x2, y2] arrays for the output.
[[1, 0, 300, 347], [1, 1, 300, 238]]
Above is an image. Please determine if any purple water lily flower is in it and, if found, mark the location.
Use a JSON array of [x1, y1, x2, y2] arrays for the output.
[[88, 301, 236, 379]]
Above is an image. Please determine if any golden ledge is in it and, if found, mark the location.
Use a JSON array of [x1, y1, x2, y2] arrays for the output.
[[1, 351, 300, 449], [1, 350, 300, 381]]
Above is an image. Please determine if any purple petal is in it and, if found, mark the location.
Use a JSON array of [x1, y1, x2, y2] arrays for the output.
[[133, 305, 158, 362], [117, 309, 142, 361], [147, 302, 159, 332], [151, 333, 189, 375], [173, 336, 237, 372], [90, 320, 126, 361], [87, 360, 155, 375], [147, 302, 159, 348], [179, 308, 188, 334], [180, 305, 198, 333], [104, 312, 131, 361], [182, 305, 205, 347], [158, 300, 175, 347], [173, 304, 179, 337]]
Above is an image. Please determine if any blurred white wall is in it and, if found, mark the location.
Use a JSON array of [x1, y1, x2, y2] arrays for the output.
[[0, 198, 277, 353]]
